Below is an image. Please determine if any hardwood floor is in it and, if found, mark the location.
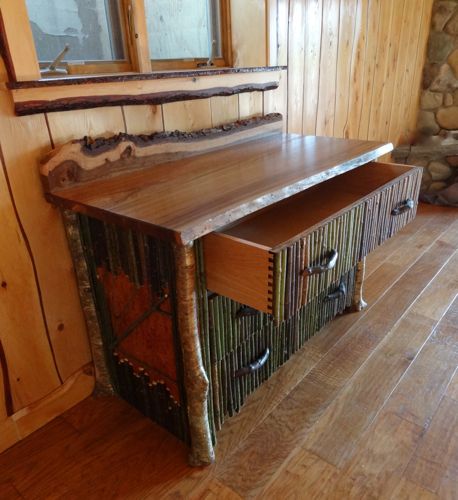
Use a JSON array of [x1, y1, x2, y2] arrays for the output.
[[1, 202, 457, 500]]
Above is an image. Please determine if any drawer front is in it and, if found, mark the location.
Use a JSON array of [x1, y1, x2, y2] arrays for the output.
[[207, 266, 358, 431], [203, 165, 421, 321], [204, 232, 274, 315], [274, 203, 365, 322], [362, 167, 421, 257], [208, 294, 272, 365]]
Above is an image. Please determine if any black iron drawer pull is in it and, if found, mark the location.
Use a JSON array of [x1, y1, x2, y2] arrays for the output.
[[236, 306, 259, 319], [301, 248, 338, 277], [391, 198, 414, 216], [324, 283, 346, 302], [235, 348, 270, 378]]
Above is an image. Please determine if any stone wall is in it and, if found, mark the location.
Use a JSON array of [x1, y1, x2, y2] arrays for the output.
[[419, 0, 458, 134], [399, 0, 458, 203]]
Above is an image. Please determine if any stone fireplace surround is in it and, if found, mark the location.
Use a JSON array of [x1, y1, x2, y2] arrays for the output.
[[394, 0, 458, 205]]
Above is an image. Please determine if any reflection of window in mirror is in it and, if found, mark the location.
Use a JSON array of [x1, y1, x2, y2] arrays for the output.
[[24, 0, 231, 76]]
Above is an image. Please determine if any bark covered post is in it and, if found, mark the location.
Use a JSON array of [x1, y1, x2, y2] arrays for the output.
[[173, 242, 215, 466], [61, 209, 114, 395], [353, 257, 367, 311]]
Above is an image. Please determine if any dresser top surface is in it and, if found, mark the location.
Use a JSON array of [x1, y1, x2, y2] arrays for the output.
[[46, 133, 392, 244]]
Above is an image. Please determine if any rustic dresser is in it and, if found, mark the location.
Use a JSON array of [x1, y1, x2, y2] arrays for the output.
[[39, 114, 421, 466]]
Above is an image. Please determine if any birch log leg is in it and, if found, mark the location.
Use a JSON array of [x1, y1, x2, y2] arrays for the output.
[[353, 257, 367, 311], [173, 242, 215, 467], [61, 209, 114, 395]]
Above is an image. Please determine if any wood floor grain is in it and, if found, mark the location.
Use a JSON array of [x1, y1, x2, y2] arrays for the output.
[[403, 396, 458, 499], [389, 478, 438, 500], [384, 297, 458, 428], [260, 447, 338, 499], [0, 203, 457, 500], [0, 481, 24, 500], [304, 251, 458, 469], [324, 410, 424, 500]]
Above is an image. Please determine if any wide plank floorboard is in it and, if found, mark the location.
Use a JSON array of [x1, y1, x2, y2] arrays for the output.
[[384, 297, 458, 428], [304, 252, 458, 468], [1, 203, 458, 500]]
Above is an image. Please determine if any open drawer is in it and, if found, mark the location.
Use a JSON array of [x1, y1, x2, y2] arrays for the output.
[[203, 162, 422, 320]]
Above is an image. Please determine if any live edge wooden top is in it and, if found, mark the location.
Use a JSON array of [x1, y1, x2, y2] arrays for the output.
[[45, 134, 392, 245]]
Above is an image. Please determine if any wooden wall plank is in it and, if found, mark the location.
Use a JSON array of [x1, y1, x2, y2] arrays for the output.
[[277, 0, 289, 67], [333, 0, 358, 139], [387, 0, 417, 147], [211, 95, 239, 127], [264, 69, 288, 132], [230, 0, 267, 68], [366, 0, 396, 142], [162, 100, 213, 133], [267, 0, 278, 66], [357, 0, 381, 140], [343, 0, 368, 140], [378, 0, 406, 143], [238, 93, 263, 119], [0, 0, 40, 81], [407, 0, 434, 134], [302, 0, 323, 136], [0, 45, 8, 84], [0, 141, 61, 411], [315, 0, 340, 137], [129, 0, 152, 74], [0, 364, 5, 420], [283, 0, 428, 145], [287, 0, 306, 134], [0, 97, 106, 385], [122, 105, 164, 135], [397, 0, 427, 146], [47, 107, 126, 147]]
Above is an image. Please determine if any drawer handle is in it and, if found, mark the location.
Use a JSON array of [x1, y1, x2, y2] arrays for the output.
[[391, 198, 414, 216], [235, 348, 270, 378], [324, 283, 346, 302], [301, 248, 338, 277], [236, 306, 259, 319]]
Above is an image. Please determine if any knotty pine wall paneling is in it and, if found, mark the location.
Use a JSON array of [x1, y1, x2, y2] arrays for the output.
[[0, 91, 94, 388], [277, 0, 432, 156], [46, 108, 126, 148], [357, 0, 380, 141], [239, 92, 264, 119], [231, 0, 267, 68], [302, 0, 323, 136], [264, 70, 288, 132], [123, 105, 164, 135]]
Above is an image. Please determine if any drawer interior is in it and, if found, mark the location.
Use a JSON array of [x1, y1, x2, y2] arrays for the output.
[[218, 162, 416, 250]]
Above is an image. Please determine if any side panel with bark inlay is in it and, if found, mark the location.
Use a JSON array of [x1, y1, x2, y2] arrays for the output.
[[79, 214, 190, 443]]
